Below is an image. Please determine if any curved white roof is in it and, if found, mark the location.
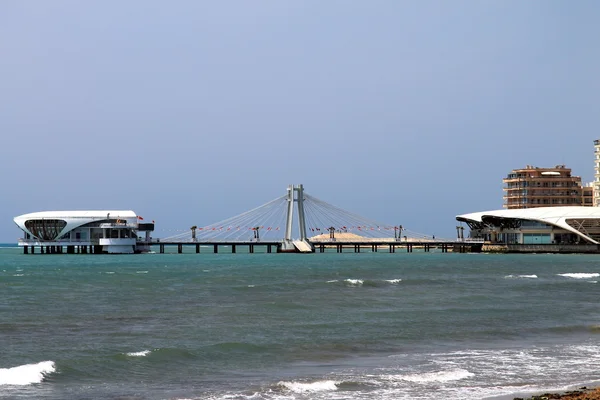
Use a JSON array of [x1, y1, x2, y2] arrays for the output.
[[14, 210, 138, 240], [456, 206, 600, 244], [15, 210, 137, 220]]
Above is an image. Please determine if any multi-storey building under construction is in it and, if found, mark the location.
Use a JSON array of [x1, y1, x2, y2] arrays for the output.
[[503, 165, 592, 209]]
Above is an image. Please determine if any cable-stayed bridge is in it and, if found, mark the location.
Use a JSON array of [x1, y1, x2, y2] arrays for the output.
[[155, 185, 478, 254]]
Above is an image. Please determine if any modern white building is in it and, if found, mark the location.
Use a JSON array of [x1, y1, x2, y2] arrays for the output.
[[14, 210, 154, 254], [456, 206, 600, 245]]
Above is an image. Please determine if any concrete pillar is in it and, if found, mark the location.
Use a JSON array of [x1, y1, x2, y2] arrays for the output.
[[232, 244, 236, 253], [196, 244, 200, 253], [178, 244, 182, 254], [213, 244, 218, 254]]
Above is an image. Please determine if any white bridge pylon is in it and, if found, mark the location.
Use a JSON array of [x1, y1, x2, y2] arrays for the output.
[[282, 184, 310, 252], [160, 184, 439, 244]]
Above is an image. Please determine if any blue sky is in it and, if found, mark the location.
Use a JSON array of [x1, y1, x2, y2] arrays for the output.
[[1, 1, 599, 242]]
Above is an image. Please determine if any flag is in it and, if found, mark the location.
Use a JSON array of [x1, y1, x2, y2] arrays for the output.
[[137, 216, 144, 220]]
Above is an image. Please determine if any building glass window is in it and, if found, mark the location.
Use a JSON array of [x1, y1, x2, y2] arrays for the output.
[[523, 233, 551, 244], [24, 219, 67, 240]]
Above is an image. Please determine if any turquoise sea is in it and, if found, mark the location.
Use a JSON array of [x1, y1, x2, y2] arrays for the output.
[[1, 244, 600, 399]]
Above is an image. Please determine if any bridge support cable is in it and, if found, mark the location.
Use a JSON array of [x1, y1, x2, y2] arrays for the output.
[[161, 195, 288, 242], [303, 194, 393, 238], [303, 194, 437, 240], [160, 185, 441, 244]]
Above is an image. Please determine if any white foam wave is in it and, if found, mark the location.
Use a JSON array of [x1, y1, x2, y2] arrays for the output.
[[505, 274, 538, 279], [386, 279, 402, 284], [396, 368, 474, 383], [345, 279, 363, 286], [558, 273, 600, 279], [126, 350, 151, 357], [13, 274, 24, 277], [0, 361, 55, 385], [136, 271, 148, 274], [278, 380, 339, 393], [104, 271, 115, 274], [326, 280, 338, 283]]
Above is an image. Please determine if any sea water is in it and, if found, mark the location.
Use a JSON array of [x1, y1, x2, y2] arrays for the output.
[[1, 245, 600, 399]]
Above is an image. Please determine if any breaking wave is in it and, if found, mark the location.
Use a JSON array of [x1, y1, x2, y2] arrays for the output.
[[558, 273, 600, 279], [126, 350, 151, 357], [0, 361, 56, 385], [277, 379, 339, 393], [344, 279, 364, 286], [391, 368, 474, 383]]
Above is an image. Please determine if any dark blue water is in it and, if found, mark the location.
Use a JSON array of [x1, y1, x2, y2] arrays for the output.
[[2, 246, 600, 399]]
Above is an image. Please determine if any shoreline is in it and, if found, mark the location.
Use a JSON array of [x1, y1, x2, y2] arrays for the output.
[[485, 383, 600, 400], [514, 387, 600, 399]]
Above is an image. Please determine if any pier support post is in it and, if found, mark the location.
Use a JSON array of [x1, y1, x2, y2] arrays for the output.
[[31, 246, 35, 254], [232, 244, 236, 254], [249, 244, 254, 254], [178, 244, 182, 254], [213, 244, 218, 254], [267, 244, 271, 253], [196, 244, 200, 253], [160, 244, 164, 254], [23, 246, 28, 254]]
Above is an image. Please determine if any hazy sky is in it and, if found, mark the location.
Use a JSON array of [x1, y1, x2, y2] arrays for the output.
[[1, 1, 599, 242]]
